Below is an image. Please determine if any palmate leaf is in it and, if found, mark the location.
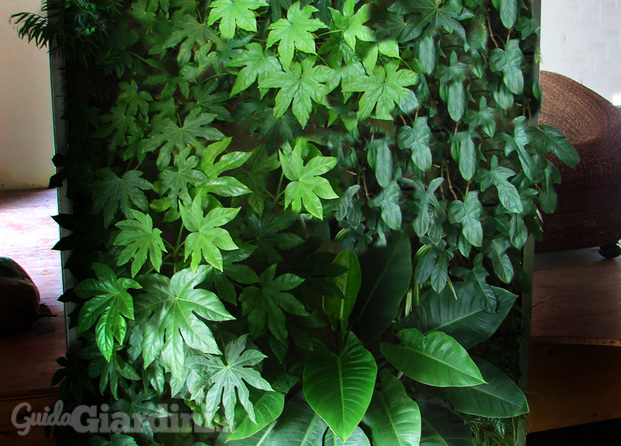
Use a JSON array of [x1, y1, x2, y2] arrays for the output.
[[343, 60, 419, 120], [147, 108, 225, 168], [198, 138, 252, 198], [190, 335, 273, 427], [114, 210, 167, 277], [75, 263, 142, 361], [239, 264, 307, 342], [279, 140, 339, 219], [260, 57, 333, 127], [207, 0, 268, 40], [381, 328, 485, 388], [396, 0, 466, 39], [303, 333, 377, 442], [111, 388, 171, 436], [92, 168, 152, 228], [159, 147, 208, 208], [363, 370, 421, 446], [137, 266, 234, 380], [330, 0, 375, 50], [228, 42, 282, 95], [164, 13, 215, 65], [180, 194, 240, 271], [267, 2, 327, 67]]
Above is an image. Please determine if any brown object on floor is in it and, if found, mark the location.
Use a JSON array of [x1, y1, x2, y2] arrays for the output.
[[528, 248, 621, 433], [536, 71, 621, 256]]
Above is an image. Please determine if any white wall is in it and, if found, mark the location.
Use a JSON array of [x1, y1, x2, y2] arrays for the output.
[[0, 1, 54, 190], [540, 0, 621, 105]]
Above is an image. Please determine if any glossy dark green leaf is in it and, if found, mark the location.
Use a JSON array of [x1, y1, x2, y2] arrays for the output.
[[527, 124, 580, 168], [490, 40, 523, 95], [498, 0, 518, 28], [228, 388, 285, 440], [381, 328, 485, 387], [352, 234, 412, 342], [266, 396, 327, 445], [323, 249, 361, 332], [440, 358, 529, 418], [398, 117, 433, 172], [323, 426, 371, 446], [303, 333, 377, 442], [448, 191, 483, 247]]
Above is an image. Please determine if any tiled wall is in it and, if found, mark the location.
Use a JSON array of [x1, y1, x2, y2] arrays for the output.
[[540, 0, 621, 105]]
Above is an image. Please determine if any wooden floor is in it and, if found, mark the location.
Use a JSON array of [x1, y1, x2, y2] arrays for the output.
[[0, 188, 64, 444], [528, 247, 621, 433]]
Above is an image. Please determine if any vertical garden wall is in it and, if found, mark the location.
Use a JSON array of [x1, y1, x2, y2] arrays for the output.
[[15, 0, 578, 444]]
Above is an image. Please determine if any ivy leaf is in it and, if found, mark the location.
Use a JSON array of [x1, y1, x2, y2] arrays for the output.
[[267, 2, 327, 67], [92, 169, 153, 228], [398, 116, 433, 172], [228, 42, 282, 95], [448, 191, 483, 247], [239, 264, 307, 342], [489, 39, 523, 95], [207, 0, 268, 40], [159, 147, 208, 208], [114, 210, 167, 277], [147, 108, 225, 168], [280, 140, 339, 219], [450, 131, 477, 181], [75, 263, 141, 361], [526, 124, 580, 168], [191, 335, 273, 426], [330, 0, 375, 50], [477, 156, 523, 213], [137, 266, 235, 379], [343, 61, 419, 120], [260, 57, 333, 127], [180, 195, 240, 271]]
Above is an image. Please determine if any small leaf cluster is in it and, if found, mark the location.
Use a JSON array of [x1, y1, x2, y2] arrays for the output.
[[17, 0, 578, 444]]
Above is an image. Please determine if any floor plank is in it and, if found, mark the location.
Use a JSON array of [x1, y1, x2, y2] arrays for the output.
[[0, 188, 65, 397]]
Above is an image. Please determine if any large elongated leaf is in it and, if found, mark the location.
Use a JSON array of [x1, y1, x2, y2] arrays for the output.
[[397, 283, 517, 349], [267, 396, 328, 445], [228, 388, 285, 440], [419, 396, 474, 446], [323, 249, 361, 332], [324, 426, 371, 445], [381, 328, 485, 387], [527, 124, 580, 168], [440, 358, 529, 418], [352, 234, 412, 342], [363, 370, 421, 446], [303, 333, 377, 442]]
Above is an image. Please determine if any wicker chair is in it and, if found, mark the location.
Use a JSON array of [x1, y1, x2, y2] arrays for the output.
[[535, 71, 621, 258]]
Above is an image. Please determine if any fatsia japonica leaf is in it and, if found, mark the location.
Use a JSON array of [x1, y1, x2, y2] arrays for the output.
[[92, 168, 152, 228], [363, 370, 422, 446], [164, 13, 215, 65], [179, 194, 240, 272], [279, 140, 339, 219], [207, 0, 268, 40], [239, 264, 307, 341], [380, 328, 485, 387], [75, 263, 141, 361], [228, 42, 282, 95], [260, 57, 334, 127], [330, 0, 375, 50], [189, 335, 273, 427], [303, 333, 377, 442], [266, 2, 327, 67], [343, 60, 419, 120], [404, 0, 466, 38], [136, 266, 234, 379], [114, 210, 167, 277], [147, 108, 225, 168], [198, 137, 252, 198], [159, 147, 208, 208]]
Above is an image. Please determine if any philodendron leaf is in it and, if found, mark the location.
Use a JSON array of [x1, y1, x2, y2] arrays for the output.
[[363, 370, 422, 446], [398, 116, 433, 172], [352, 234, 412, 343], [266, 395, 328, 445], [323, 426, 371, 445], [216, 422, 276, 445], [228, 388, 285, 440], [527, 124, 580, 168], [322, 249, 361, 332], [397, 283, 517, 349], [303, 333, 377, 442], [381, 328, 485, 387], [419, 396, 474, 446], [440, 358, 529, 418], [420, 419, 448, 446]]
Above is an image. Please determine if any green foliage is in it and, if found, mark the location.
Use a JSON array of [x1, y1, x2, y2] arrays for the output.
[[18, 0, 572, 444]]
